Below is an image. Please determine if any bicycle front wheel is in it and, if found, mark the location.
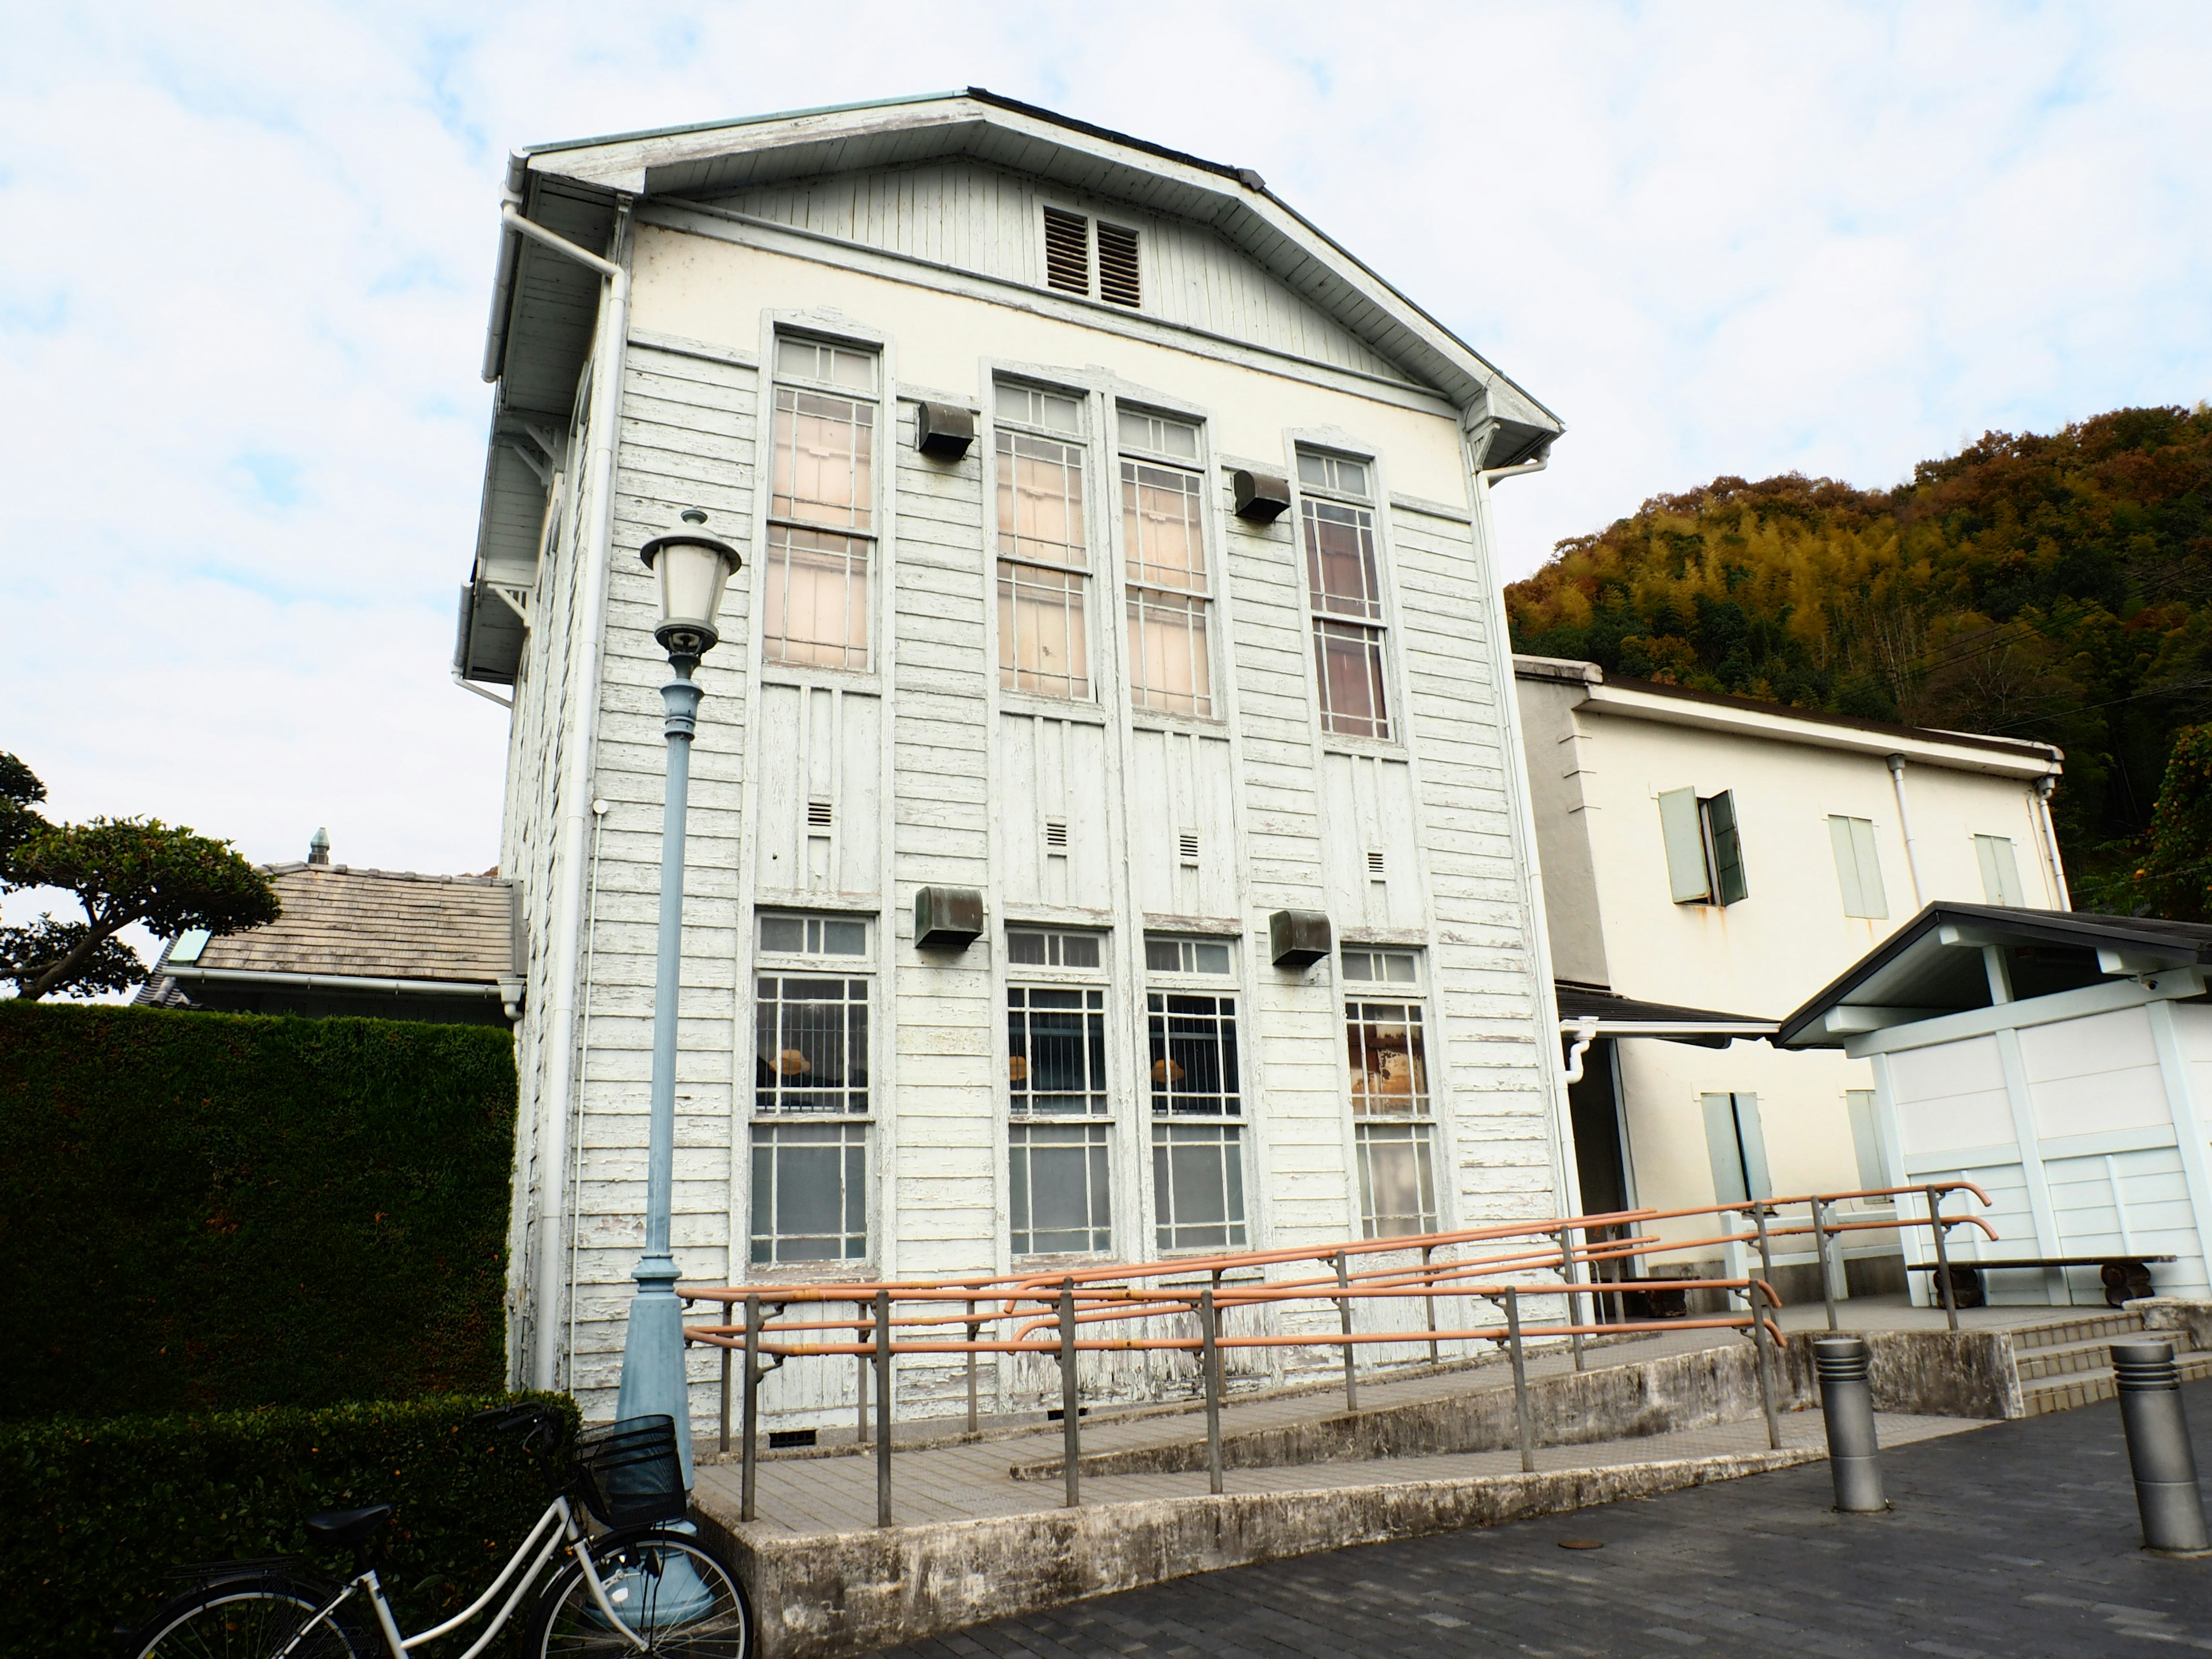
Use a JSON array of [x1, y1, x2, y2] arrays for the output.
[[128, 1571, 373, 1659], [527, 1529, 751, 1657]]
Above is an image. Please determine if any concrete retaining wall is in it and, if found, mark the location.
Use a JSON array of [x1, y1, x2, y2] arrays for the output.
[[2134, 1298, 2212, 1354], [700, 1448, 1822, 1659]]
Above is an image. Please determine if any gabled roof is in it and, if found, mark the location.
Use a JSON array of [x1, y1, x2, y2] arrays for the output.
[[164, 863, 518, 988], [1776, 902, 2212, 1047]]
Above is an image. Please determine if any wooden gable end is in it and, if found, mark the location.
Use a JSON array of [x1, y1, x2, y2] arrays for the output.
[[685, 159, 1423, 388]]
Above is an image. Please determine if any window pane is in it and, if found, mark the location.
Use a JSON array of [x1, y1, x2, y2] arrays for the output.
[[1301, 499, 1381, 618], [750, 1123, 867, 1264], [998, 560, 1090, 699], [1010, 1123, 1111, 1254], [1356, 1122, 1436, 1238], [1152, 1122, 1247, 1252], [998, 385, 1082, 434], [756, 975, 870, 1112], [1347, 999, 1430, 1116], [820, 919, 868, 955], [1147, 992, 1241, 1115], [759, 915, 805, 953], [1122, 461, 1206, 592], [1059, 933, 1100, 969], [1007, 930, 1048, 965], [1118, 409, 1198, 459], [777, 338, 877, 392], [998, 431, 1088, 567], [1009, 985, 1108, 1114], [1313, 620, 1391, 740], [1126, 589, 1213, 717], [772, 387, 874, 531], [763, 525, 869, 671]]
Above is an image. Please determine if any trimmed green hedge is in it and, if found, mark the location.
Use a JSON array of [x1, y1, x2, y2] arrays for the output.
[[0, 1001, 517, 1418], [2, 1392, 576, 1659]]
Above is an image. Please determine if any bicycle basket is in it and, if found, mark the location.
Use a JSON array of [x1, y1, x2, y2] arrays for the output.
[[573, 1415, 687, 1528]]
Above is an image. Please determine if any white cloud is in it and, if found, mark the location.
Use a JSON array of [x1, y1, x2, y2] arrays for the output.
[[3, 0, 2207, 915]]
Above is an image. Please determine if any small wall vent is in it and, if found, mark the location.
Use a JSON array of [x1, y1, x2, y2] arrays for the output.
[[1366, 850, 1386, 877], [1043, 207, 1090, 296], [807, 801, 834, 828], [1044, 819, 1069, 850], [1179, 831, 1200, 867], [1096, 223, 1141, 308]]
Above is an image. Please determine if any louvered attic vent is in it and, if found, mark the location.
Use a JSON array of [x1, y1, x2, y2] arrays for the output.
[[1096, 224, 1141, 307], [1367, 850, 1387, 877], [807, 801, 834, 828], [1044, 819, 1069, 849], [1179, 832, 1201, 866], [1043, 208, 1090, 297]]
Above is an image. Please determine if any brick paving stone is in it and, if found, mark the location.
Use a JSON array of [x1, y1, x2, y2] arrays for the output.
[[862, 1381, 2212, 1658]]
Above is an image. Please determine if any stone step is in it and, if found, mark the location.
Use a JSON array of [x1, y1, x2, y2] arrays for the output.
[[2019, 1349, 2212, 1416], [2016, 1334, 2161, 1381], [2008, 1310, 2145, 1352]]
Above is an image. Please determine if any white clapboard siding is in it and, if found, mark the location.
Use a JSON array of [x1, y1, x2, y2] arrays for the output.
[[698, 159, 1412, 384]]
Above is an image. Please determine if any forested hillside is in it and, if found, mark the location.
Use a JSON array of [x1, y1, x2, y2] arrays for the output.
[[1505, 405, 2212, 905]]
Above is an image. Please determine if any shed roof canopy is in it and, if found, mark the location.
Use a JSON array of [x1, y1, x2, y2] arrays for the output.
[[1777, 902, 2212, 1048]]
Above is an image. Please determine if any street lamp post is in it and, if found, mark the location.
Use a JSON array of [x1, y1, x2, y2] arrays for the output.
[[615, 507, 741, 1489]]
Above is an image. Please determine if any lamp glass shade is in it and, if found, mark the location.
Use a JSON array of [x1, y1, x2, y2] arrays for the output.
[[652, 538, 737, 639]]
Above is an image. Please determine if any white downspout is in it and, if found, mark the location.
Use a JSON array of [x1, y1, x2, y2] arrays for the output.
[[1561, 1019, 1600, 1085], [1887, 754, 1926, 908], [1464, 429, 1584, 1217], [2033, 774, 2071, 910], [503, 191, 634, 1392]]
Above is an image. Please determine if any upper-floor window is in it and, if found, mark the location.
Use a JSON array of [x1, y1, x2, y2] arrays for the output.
[[1975, 834, 2025, 906], [1298, 450, 1391, 741], [765, 336, 877, 671], [1828, 815, 1888, 919], [1119, 409, 1213, 719], [1041, 206, 1141, 308], [1658, 787, 1748, 907], [996, 384, 1092, 701]]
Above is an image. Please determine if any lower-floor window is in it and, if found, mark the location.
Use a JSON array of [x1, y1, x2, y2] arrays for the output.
[[1009, 1122, 1112, 1255], [1355, 1120, 1437, 1238], [751, 1122, 867, 1264], [1153, 1121, 1248, 1252]]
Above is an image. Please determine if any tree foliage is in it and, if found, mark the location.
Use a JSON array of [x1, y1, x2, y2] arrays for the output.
[[1505, 405, 2212, 902], [2127, 724, 2212, 922], [0, 754, 280, 1000]]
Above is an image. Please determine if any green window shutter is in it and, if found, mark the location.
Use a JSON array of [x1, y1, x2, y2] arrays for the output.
[[1828, 816, 1863, 916], [1660, 788, 1711, 903], [1732, 1093, 1772, 1200], [1705, 791, 1748, 906], [1702, 1092, 1748, 1205], [1850, 818, 1887, 919], [1975, 834, 2024, 906], [1846, 1089, 1887, 1191]]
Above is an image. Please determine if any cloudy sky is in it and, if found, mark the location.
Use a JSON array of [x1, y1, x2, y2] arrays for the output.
[[3, 1, 2209, 947]]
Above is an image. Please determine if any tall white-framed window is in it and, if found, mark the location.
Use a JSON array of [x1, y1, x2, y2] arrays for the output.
[[995, 384, 1092, 701], [1118, 408, 1213, 718], [1975, 834, 2026, 906], [1145, 934, 1247, 1251], [1828, 815, 1888, 919], [1297, 449, 1391, 741], [1343, 948, 1438, 1238], [764, 335, 877, 672], [1700, 1092, 1771, 1207], [1006, 926, 1113, 1257], [751, 911, 873, 1264]]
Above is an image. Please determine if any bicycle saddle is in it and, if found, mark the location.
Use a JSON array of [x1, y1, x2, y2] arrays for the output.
[[305, 1505, 393, 1551]]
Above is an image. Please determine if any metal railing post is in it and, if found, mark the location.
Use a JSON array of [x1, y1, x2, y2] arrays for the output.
[[1505, 1286, 1534, 1473], [1813, 1335, 1884, 1512], [965, 1313, 981, 1435], [856, 1303, 870, 1446], [873, 1289, 893, 1528], [1200, 1286, 1224, 1496], [1926, 1185, 1960, 1332], [740, 1295, 760, 1522], [2112, 1340, 2211, 1554], [1812, 1196, 1839, 1332], [1751, 1278, 1782, 1450], [719, 1305, 734, 1457], [1335, 1249, 1358, 1411], [1058, 1279, 1081, 1509], [1422, 1244, 1439, 1364], [1751, 1204, 1778, 1316], [1559, 1226, 1585, 1372]]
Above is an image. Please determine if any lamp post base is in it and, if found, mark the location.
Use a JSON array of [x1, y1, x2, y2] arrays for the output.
[[615, 1252, 695, 1490]]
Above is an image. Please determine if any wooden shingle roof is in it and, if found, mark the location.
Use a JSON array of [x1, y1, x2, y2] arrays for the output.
[[192, 863, 516, 986]]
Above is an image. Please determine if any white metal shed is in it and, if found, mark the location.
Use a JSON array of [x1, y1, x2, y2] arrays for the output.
[[1778, 904, 2212, 1307]]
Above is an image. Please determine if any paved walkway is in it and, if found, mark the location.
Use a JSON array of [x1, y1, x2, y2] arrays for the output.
[[862, 1380, 2212, 1658], [695, 1297, 2048, 1537]]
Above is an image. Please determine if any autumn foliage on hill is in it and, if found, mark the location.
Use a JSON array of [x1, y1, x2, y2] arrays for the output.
[[1505, 405, 2212, 906]]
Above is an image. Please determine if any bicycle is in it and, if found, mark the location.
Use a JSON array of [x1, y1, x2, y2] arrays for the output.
[[124, 1406, 752, 1658]]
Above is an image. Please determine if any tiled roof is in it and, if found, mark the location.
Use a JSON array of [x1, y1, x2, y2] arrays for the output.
[[191, 863, 515, 985]]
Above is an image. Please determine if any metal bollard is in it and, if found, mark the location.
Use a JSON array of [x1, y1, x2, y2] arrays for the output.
[[2111, 1340, 2211, 1555], [1812, 1335, 1885, 1512]]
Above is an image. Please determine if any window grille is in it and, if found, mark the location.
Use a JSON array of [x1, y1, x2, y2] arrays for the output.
[[1119, 415, 1211, 717], [766, 338, 878, 670], [996, 388, 1092, 701], [1346, 997, 1429, 1117], [1146, 992, 1241, 1116], [1096, 222, 1141, 307], [1298, 460, 1391, 740], [1007, 985, 1108, 1115], [1043, 207, 1090, 296], [755, 977, 870, 1113], [750, 1122, 866, 1263]]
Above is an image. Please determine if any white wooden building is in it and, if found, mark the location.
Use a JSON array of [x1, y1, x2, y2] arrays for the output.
[[454, 91, 1570, 1431], [1513, 656, 2069, 1300], [1778, 904, 2212, 1308]]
